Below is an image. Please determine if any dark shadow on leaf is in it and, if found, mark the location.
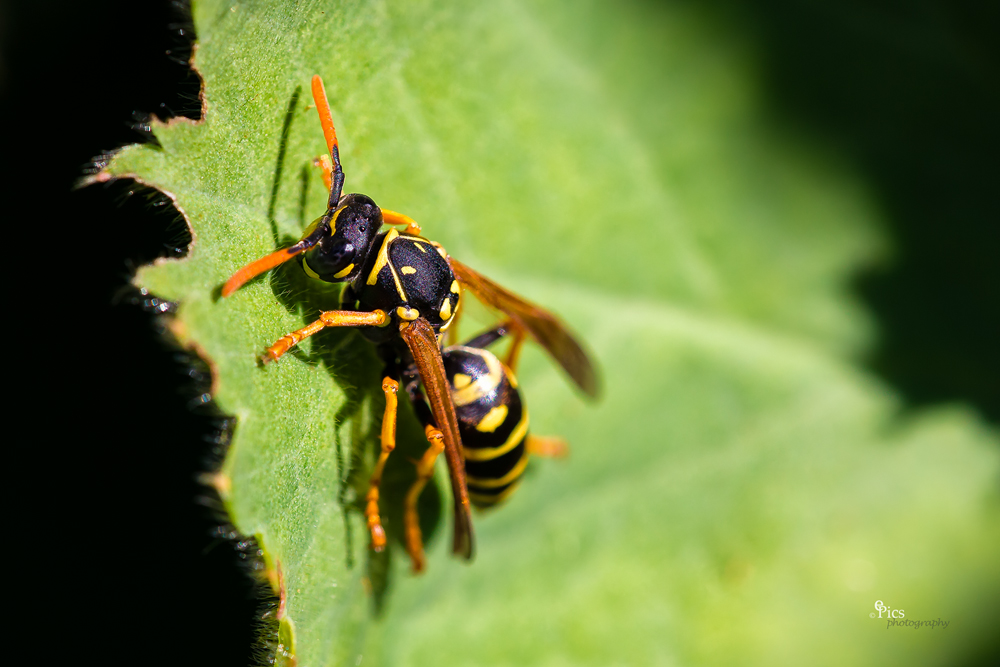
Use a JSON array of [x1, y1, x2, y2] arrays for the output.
[[267, 85, 302, 245], [298, 164, 312, 230]]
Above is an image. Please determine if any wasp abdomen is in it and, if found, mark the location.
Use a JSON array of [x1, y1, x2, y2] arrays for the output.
[[443, 346, 529, 508]]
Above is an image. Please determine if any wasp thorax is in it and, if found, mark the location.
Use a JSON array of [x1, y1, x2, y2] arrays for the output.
[[302, 193, 383, 282]]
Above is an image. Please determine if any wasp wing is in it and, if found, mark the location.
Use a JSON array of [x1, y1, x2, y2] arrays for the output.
[[449, 258, 601, 399], [400, 317, 475, 560]]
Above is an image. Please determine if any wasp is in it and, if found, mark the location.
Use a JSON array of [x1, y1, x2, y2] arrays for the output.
[[222, 76, 599, 571]]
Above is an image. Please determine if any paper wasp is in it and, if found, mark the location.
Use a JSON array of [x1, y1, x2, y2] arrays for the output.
[[222, 76, 599, 571]]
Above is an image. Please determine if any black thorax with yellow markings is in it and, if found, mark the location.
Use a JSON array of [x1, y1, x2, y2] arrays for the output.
[[342, 229, 461, 345]]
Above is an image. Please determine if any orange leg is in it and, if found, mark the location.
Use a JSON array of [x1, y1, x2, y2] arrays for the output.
[[381, 209, 422, 236], [403, 424, 445, 572], [526, 434, 569, 459], [365, 377, 399, 552], [504, 324, 527, 373], [264, 309, 388, 362]]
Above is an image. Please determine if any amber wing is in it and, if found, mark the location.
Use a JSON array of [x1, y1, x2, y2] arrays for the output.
[[400, 317, 475, 560], [449, 258, 600, 399]]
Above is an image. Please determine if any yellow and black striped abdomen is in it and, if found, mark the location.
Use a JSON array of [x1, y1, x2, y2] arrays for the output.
[[443, 346, 529, 508]]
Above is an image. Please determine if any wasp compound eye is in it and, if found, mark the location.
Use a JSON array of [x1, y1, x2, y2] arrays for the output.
[[336, 194, 383, 249]]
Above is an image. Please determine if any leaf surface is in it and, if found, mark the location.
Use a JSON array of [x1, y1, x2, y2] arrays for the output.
[[98, 0, 1000, 665]]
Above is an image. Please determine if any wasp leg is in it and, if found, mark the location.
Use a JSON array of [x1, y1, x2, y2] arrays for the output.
[[364, 377, 399, 552], [403, 424, 445, 573], [459, 322, 510, 349], [381, 209, 422, 236], [442, 320, 531, 374], [458, 322, 525, 371], [399, 370, 442, 572], [313, 154, 334, 194], [503, 323, 527, 373], [526, 435, 569, 459], [264, 309, 388, 362]]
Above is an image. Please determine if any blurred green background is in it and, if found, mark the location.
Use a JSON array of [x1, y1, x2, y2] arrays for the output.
[[6, 0, 997, 665]]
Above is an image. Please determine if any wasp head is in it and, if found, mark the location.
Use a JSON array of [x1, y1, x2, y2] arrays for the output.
[[301, 193, 382, 283]]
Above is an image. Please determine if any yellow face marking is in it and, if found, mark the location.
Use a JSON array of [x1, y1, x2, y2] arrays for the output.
[[463, 408, 529, 461], [413, 242, 427, 253], [475, 405, 509, 433], [396, 306, 420, 321], [466, 450, 529, 488], [304, 207, 343, 239], [450, 348, 504, 406], [328, 206, 344, 235], [333, 263, 354, 279], [439, 298, 452, 321], [452, 373, 472, 389], [302, 258, 321, 280], [366, 228, 399, 286], [450, 280, 460, 294], [401, 266, 417, 275]]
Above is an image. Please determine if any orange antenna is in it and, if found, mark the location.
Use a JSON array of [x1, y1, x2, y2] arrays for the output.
[[222, 75, 345, 298], [311, 75, 345, 208], [221, 246, 303, 297], [221, 222, 329, 297]]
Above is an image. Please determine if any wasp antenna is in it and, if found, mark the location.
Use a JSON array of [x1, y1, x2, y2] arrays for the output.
[[221, 222, 329, 297], [221, 246, 302, 297], [311, 75, 345, 208]]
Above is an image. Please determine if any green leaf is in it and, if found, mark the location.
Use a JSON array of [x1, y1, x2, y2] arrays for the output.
[[95, 0, 1000, 665]]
